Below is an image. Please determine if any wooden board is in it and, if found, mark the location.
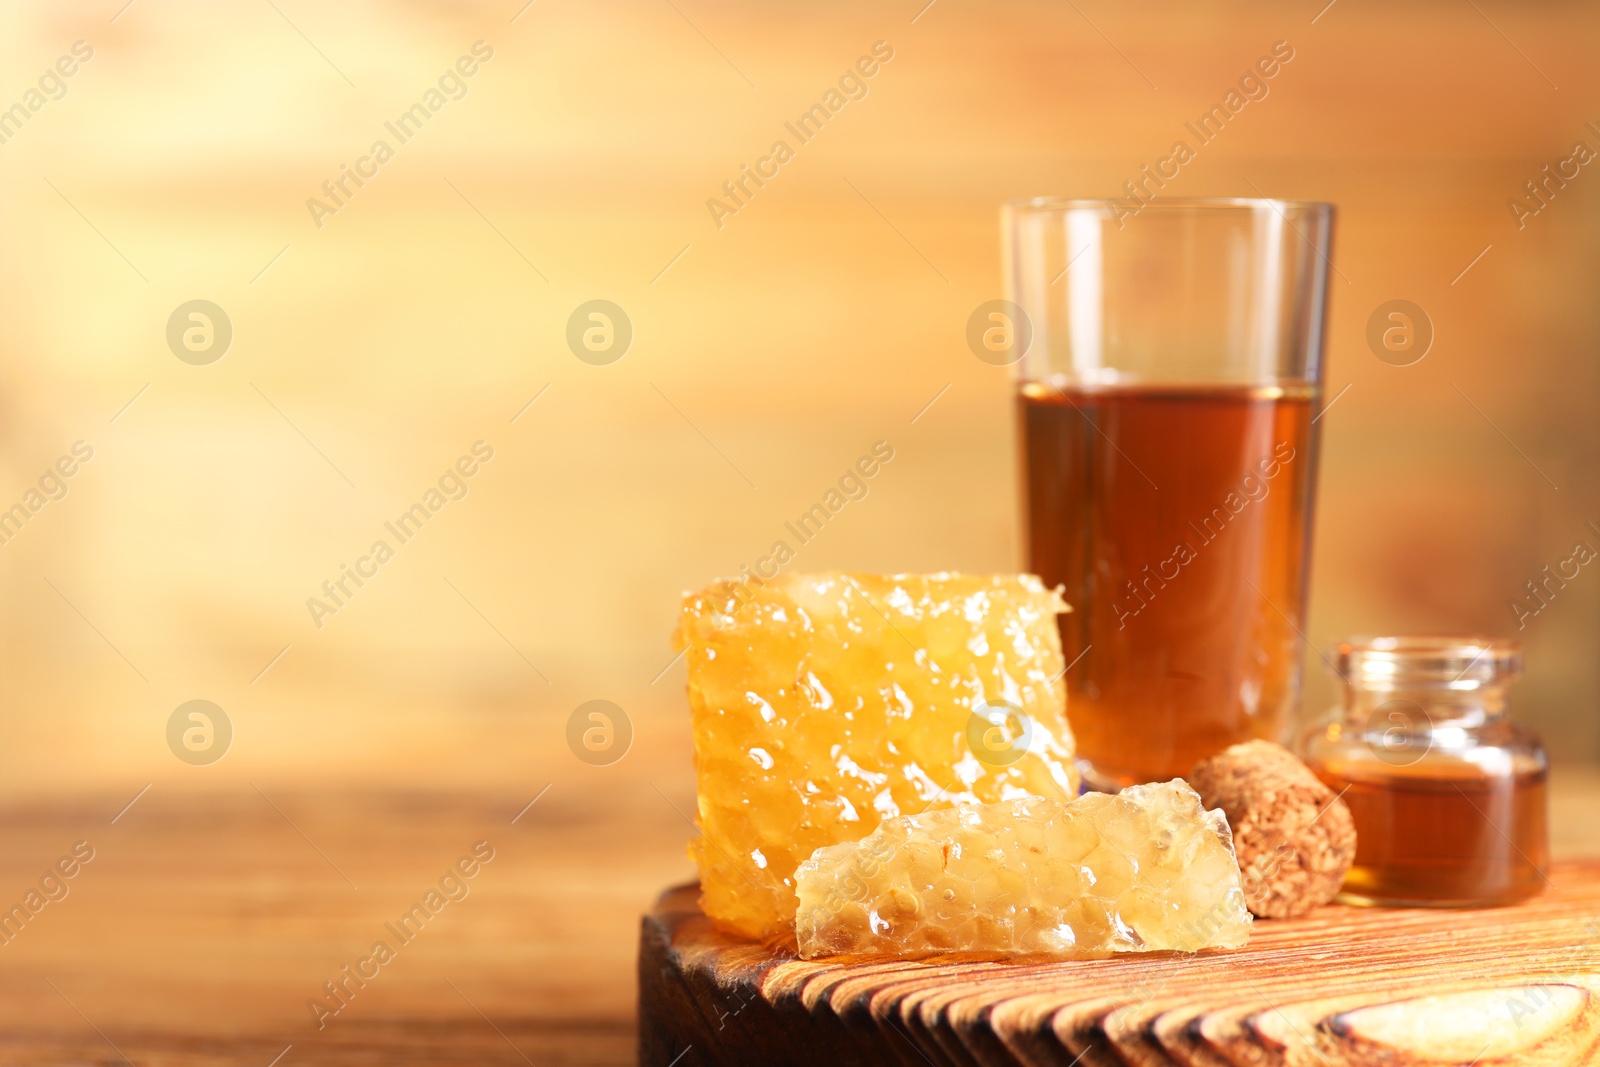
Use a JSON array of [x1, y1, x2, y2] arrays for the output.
[[639, 860, 1600, 1066]]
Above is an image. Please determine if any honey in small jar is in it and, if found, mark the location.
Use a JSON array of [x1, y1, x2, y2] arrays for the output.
[[1303, 637, 1548, 907]]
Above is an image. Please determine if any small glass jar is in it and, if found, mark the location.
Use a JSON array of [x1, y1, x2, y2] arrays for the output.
[[1302, 637, 1548, 907]]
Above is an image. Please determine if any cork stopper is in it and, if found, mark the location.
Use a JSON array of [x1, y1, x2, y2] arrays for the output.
[[1187, 740, 1356, 918]]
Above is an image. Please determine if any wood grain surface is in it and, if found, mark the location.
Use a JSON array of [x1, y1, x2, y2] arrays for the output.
[[0, 777, 1594, 1065], [640, 861, 1600, 1066], [0, 788, 645, 1066]]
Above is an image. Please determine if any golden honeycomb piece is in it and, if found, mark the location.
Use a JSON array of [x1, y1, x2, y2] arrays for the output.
[[794, 780, 1251, 959], [676, 572, 1077, 940]]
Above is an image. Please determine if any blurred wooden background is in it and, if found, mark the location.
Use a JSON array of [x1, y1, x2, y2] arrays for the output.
[[0, 0, 1597, 1060]]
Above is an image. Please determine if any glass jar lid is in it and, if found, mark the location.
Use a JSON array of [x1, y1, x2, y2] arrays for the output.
[[1335, 636, 1522, 689]]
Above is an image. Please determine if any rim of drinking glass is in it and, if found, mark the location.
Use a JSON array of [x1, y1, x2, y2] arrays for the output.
[[1004, 196, 1334, 215]]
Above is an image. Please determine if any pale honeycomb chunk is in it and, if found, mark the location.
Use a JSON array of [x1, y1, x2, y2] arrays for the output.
[[676, 572, 1077, 941], [794, 780, 1251, 959]]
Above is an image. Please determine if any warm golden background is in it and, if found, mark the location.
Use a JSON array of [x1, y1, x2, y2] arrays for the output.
[[1, 0, 1597, 1061]]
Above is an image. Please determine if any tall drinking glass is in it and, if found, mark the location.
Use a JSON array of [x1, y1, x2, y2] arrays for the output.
[[1005, 198, 1334, 789]]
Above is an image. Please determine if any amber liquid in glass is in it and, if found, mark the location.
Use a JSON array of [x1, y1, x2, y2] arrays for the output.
[[1018, 381, 1318, 786], [1312, 759, 1548, 906]]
